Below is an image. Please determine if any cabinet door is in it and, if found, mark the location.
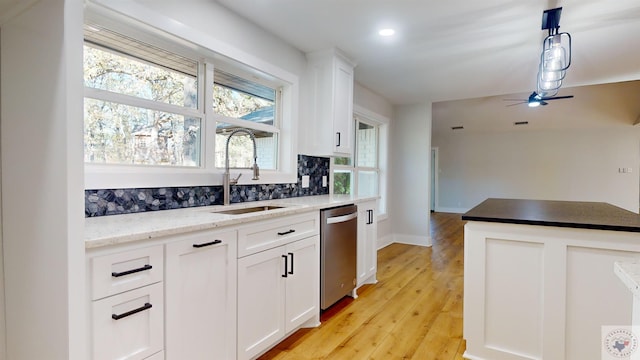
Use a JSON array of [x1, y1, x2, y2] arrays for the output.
[[237, 246, 286, 360], [333, 58, 354, 155], [357, 201, 378, 287], [165, 230, 237, 360], [285, 235, 320, 333]]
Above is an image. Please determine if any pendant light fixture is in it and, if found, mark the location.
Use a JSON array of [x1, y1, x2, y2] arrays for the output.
[[536, 7, 571, 98]]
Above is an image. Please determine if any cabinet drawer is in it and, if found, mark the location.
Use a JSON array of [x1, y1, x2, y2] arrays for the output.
[[91, 245, 163, 300], [238, 212, 319, 258], [92, 282, 164, 360]]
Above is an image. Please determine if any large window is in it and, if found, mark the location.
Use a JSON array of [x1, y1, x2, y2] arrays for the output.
[[83, 22, 290, 188], [83, 25, 201, 167]]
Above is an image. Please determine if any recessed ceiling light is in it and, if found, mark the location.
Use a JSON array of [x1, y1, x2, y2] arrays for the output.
[[378, 28, 395, 37]]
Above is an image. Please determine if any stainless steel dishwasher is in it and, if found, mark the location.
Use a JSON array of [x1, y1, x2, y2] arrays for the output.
[[320, 204, 358, 310]]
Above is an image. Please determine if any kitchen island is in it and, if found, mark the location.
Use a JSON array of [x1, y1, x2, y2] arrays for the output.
[[461, 199, 640, 360]]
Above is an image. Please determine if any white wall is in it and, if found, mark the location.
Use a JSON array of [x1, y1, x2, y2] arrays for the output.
[[432, 127, 640, 213], [354, 82, 393, 120], [126, 0, 307, 77], [1, 0, 85, 358], [389, 104, 432, 246]]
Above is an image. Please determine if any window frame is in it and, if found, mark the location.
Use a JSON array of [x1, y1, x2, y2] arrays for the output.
[[83, 7, 298, 189]]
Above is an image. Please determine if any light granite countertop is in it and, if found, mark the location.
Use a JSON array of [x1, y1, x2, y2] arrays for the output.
[[614, 261, 640, 298], [85, 194, 377, 249]]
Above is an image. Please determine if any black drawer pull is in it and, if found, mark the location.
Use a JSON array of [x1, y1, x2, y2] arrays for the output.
[[111, 264, 152, 278], [193, 239, 222, 248], [336, 132, 341, 147], [112, 302, 152, 320], [277, 229, 295, 236]]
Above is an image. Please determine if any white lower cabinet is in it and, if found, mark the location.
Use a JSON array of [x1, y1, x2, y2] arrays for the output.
[[237, 235, 319, 360], [357, 200, 377, 287], [165, 230, 237, 360]]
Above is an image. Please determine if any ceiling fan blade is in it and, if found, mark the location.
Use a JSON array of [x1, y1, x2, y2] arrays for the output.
[[540, 101, 549, 106], [541, 95, 574, 101]]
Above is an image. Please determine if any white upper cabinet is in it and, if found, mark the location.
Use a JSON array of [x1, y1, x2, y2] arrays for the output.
[[303, 49, 356, 157]]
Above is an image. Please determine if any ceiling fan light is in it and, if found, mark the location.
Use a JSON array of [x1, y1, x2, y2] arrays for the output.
[[528, 101, 541, 108]]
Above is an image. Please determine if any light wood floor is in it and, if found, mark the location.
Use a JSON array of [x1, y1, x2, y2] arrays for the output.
[[258, 212, 466, 360]]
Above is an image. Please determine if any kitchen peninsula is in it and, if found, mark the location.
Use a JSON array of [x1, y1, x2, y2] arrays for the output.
[[462, 198, 640, 360]]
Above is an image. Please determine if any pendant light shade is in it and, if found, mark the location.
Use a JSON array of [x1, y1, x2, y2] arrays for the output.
[[536, 8, 571, 97]]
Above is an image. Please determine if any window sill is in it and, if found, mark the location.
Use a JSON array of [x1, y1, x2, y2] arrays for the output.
[[84, 164, 296, 189]]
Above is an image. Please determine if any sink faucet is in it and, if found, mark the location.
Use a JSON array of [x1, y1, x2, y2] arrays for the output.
[[223, 128, 260, 205]]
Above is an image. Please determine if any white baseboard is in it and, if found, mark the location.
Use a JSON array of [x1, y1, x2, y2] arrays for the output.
[[377, 233, 432, 249], [391, 234, 432, 247], [377, 234, 432, 250], [435, 206, 468, 214], [377, 234, 394, 250]]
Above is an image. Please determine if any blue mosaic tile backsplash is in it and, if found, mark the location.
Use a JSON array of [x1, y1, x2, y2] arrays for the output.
[[85, 154, 330, 217]]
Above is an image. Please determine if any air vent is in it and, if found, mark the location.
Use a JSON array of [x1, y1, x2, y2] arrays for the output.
[[514, 121, 529, 126], [451, 126, 464, 130]]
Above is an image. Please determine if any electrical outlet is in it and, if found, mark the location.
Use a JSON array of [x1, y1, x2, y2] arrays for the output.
[[302, 175, 310, 188]]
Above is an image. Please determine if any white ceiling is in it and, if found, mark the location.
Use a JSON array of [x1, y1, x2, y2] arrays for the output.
[[2, 0, 639, 108], [214, 0, 640, 105]]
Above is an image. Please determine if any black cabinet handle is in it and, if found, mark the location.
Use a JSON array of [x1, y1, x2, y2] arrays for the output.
[[368, 209, 374, 225], [282, 255, 288, 278], [288, 252, 294, 275], [112, 302, 152, 320], [277, 229, 295, 236], [111, 264, 152, 278], [193, 239, 222, 248], [336, 132, 341, 147]]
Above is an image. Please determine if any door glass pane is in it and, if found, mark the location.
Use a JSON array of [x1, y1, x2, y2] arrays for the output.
[[358, 170, 378, 198], [356, 122, 377, 167], [334, 157, 352, 166], [333, 170, 352, 195]]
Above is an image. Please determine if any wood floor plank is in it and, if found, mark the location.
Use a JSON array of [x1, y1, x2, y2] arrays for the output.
[[258, 212, 466, 360]]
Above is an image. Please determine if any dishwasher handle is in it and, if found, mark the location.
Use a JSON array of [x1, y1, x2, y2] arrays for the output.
[[326, 212, 357, 225]]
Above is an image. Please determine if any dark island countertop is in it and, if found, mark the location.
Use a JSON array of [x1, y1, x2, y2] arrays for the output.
[[462, 198, 640, 233]]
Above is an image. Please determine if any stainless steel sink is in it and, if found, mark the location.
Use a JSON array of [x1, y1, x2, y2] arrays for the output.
[[211, 205, 285, 215]]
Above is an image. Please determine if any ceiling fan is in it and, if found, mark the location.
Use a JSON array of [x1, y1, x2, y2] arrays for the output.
[[504, 91, 574, 107]]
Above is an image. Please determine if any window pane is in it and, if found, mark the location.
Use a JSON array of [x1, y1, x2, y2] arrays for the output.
[[358, 170, 378, 198], [84, 45, 197, 108], [356, 122, 377, 167], [334, 157, 352, 166], [213, 83, 275, 125], [333, 170, 352, 195], [84, 98, 201, 166], [215, 123, 277, 170]]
